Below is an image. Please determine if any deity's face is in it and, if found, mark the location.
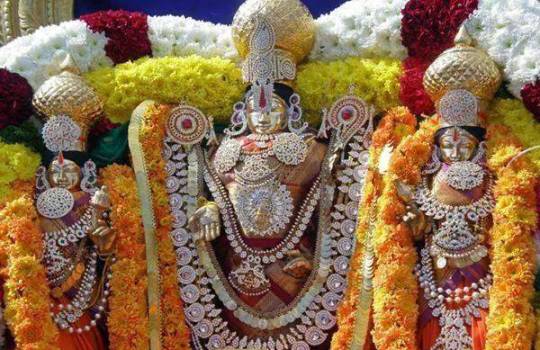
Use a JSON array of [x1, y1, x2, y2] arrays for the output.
[[246, 95, 288, 135], [47, 158, 81, 190], [437, 127, 478, 164]]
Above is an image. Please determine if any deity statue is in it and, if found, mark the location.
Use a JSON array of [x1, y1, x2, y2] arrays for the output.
[[135, 0, 377, 348], [29, 62, 117, 349], [399, 27, 504, 350]]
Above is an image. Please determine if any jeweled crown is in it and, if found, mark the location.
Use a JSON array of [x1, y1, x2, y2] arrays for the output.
[[423, 26, 502, 106], [33, 55, 103, 150], [438, 89, 479, 128]]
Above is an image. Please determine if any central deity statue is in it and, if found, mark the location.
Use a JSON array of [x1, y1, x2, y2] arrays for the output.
[[147, 0, 377, 348]]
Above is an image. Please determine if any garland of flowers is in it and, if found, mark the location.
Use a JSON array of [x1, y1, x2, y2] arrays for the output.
[[0, 194, 59, 349], [138, 103, 191, 349], [296, 57, 403, 123], [101, 164, 149, 350], [0, 69, 33, 129], [371, 116, 439, 349], [488, 98, 540, 170], [0, 142, 41, 206], [81, 10, 152, 64], [331, 107, 417, 349], [484, 123, 537, 349], [84, 56, 244, 124]]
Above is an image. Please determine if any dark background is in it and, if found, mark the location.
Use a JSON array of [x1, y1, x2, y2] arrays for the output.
[[74, 0, 346, 23]]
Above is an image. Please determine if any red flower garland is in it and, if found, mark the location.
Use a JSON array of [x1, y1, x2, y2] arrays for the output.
[[521, 81, 540, 121], [81, 10, 151, 64], [0, 69, 33, 130], [401, 0, 478, 61], [399, 57, 435, 116], [89, 116, 120, 138]]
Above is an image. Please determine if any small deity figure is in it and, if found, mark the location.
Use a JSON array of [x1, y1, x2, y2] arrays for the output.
[[132, 0, 378, 348], [400, 27, 503, 350], [30, 63, 117, 349]]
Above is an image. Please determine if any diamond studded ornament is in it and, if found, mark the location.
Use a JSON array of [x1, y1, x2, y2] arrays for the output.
[[442, 160, 485, 191], [438, 89, 479, 128], [320, 91, 374, 145], [36, 187, 75, 219], [42, 115, 82, 153], [167, 104, 211, 145]]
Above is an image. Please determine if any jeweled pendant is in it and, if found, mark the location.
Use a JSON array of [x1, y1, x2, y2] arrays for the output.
[[229, 258, 270, 296], [436, 256, 447, 269]]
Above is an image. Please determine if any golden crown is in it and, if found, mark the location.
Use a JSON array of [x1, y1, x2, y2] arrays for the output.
[[232, 0, 315, 83], [33, 56, 103, 150], [423, 26, 502, 106]]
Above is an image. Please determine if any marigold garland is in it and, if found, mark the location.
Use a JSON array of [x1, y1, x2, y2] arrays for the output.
[[296, 57, 403, 124], [484, 123, 537, 350], [0, 142, 41, 205], [331, 106, 417, 350], [488, 98, 540, 170], [101, 164, 149, 350], [139, 103, 191, 349], [371, 116, 439, 350], [0, 194, 59, 349]]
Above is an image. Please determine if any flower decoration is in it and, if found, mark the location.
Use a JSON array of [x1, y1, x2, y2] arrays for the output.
[[0, 195, 59, 349], [311, 0, 407, 61], [399, 57, 435, 115], [0, 69, 33, 130], [84, 56, 244, 124], [81, 10, 152, 64], [139, 103, 191, 349], [89, 117, 120, 138], [148, 15, 236, 60], [521, 80, 540, 121], [401, 0, 478, 60], [0, 20, 111, 89], [0, 142, 41, 205], [101, 164, 149, 350], [484, 122, 537, 349], [332, 107, 417, 349], [296, 57, 403, 123]]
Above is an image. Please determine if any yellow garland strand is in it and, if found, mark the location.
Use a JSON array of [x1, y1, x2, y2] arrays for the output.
[[84, 56, 244, 124], [138, 103, 191, 349], [371, 117, 439, 350], [0, 142, 40, 206], [101, 164, 150, 350], [488, 98, 540, 170], [331, 107, 417, 349], [84, 56, 403, 125], [484, 123, 537, 350], [296, 57, 402, 125], [0, 192, 60, 349]]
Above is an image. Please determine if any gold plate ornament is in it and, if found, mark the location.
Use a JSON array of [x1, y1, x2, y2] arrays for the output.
[[167, 105, 210, 145]]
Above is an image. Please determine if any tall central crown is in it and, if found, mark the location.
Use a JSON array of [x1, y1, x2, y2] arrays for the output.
[[232, 0, 315, 66]]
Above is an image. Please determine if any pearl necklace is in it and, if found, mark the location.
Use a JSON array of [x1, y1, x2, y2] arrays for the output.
[[416, 247, 491, 349]]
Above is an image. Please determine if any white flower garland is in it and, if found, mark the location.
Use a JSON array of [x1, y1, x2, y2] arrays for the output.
[[0, 0, 538, 98], [310, 0, 408, 61], [148, 15, 237, 60], [465, 0, 540, 95], [0, 20, 111, 89]]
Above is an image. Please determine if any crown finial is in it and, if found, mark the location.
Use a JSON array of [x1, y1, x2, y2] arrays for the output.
[[454, 25, 473, 46], [59, 54, 81, 75]]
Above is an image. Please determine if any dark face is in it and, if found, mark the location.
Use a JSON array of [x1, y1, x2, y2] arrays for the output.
[[437, 127, 478, 164], [246, 95, 288, 134], [47, 158, 81, 190]]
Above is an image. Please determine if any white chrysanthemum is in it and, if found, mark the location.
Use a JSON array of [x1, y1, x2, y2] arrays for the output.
[[1, 20, 110, 89], [465, 0, 540, 98], [148, 15, 237, 61], [310, 0, 408, 61]]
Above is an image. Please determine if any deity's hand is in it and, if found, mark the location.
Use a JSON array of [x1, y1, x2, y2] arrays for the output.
[[188, 202, 221, 242], [395, 181, 427, 239], [88, 213, 117, 256], [89, 186, 117, 255], [283, 250, 312, 279]]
